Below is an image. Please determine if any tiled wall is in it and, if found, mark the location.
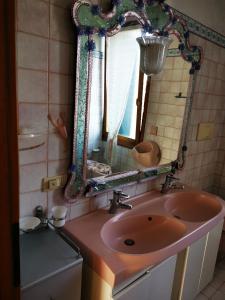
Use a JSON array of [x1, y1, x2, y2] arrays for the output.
[[144, 44, 190, 164], [178, 35, 225, 198], [17, 0, 75, 217], [17, 0, 225, 221]]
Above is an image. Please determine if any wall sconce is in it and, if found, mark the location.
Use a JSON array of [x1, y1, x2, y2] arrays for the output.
[[136, 35, 172, 76]]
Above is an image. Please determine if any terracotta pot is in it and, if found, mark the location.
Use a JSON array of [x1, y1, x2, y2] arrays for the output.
[[131, 141, 161, 167]]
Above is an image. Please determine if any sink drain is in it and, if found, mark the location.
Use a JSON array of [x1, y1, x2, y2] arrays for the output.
[[124, 239, 135, 246], [174, 215, 181, 219], [148, 216, 153, 221]]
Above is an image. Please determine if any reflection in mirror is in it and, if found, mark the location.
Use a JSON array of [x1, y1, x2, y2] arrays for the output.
[[87, 28, 191, 179]]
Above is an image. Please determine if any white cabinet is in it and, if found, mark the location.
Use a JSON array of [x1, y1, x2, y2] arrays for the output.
[[21, 263, 82, 300], [173, 236, 207, 300], [113, 255, 177, 300], [198, 221, 224, 292], [172, 220, 223, 300]]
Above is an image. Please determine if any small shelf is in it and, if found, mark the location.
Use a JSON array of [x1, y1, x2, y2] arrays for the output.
[[18, 128, 46, 151]]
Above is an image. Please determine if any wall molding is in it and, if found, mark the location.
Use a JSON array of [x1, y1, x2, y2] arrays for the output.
[[173, 8, 225, 48]]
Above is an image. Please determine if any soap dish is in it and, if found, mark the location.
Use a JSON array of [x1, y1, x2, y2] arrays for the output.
[[19, 216, 41, 232]]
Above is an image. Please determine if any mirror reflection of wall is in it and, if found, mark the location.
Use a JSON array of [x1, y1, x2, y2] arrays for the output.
[[144, 39, 190, 164], [87, 30, 191, 178]]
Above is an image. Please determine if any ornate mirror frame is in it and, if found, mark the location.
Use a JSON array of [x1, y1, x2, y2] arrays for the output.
[[66, 0, 202, 198]]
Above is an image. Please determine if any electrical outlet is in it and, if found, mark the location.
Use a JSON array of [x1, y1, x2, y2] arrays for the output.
[[150, 125, 158, 136], [42, 174, 68, 191], [196, 123, 214, 141]]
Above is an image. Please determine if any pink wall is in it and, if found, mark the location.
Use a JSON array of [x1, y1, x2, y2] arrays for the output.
[[17, 0, 225, 221]]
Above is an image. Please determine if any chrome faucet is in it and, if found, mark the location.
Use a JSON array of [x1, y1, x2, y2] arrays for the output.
[[161, 174, 184, 193], [109, 190, 132, 214]]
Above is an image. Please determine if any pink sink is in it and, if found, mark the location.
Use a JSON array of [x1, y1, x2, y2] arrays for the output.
[[101, 214, 186, 254], [164, 191, 222, 222]]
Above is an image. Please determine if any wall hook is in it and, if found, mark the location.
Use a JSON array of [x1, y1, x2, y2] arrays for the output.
[[175, 92, 188, 99], [48, 113, 68, 140]]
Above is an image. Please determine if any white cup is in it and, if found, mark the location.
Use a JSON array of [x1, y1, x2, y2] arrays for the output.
[[52, 206, 67, 227]]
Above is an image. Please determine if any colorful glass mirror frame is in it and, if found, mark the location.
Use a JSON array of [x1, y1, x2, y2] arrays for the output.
[[66, 0, 202, 198]]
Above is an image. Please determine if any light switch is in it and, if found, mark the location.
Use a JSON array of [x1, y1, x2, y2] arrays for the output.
[[150, 125, 158, 136], [196, 123, 214, 141], [49, 178, 60, 190], [42, 174, 68, 191]]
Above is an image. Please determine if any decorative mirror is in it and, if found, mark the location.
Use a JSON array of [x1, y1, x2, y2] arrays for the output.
[[65, 0, 202, 199]]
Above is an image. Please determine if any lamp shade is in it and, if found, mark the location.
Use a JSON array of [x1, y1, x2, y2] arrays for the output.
[[136, 35, 172, 75]]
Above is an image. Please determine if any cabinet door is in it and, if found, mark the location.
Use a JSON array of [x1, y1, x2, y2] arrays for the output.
[[177, 235, 207, 300], [114, 255, 176, 300], [198, 220, 223, 292], [21, 263, 82, 300]]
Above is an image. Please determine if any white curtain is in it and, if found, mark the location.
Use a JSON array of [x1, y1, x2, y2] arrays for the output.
[[106, 28, 141, 163]]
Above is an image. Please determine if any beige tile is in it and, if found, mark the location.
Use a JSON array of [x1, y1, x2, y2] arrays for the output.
[[19, 138, 47, 165], [164, 127, 174, 139], [18, 69, 48, 103], [173, 57, 184, 69], [160, 81, 171, 93], [148, 102, 159, 114], [20, 191, 47, 217], [169, 81, 180, 93], [162, 137, 173, 149], [136, 182, 149, 195], [47, 159, 69, 176], [49, 73, 73, 104], [48, 104, 73, 134], [48, 133, 71, 160], [20, 162, 47, 193], [69, 199, 91, 219], [180, 82, 189, 94], [182, 68, 190, 81], [17, 0, 49, 37], [150, 81, 161, 93], [19, 103, 48, 132], [89, 194, 108, 211], [161, 69, 172, 81], [172, 69, 183, 81], [49, 40, 74, 74], [47, 189, 68, 210], [122, 184, 137, 197], [50, 5, 74, 42], [164, 57, 174, 69], [17, 32, 48, 70]]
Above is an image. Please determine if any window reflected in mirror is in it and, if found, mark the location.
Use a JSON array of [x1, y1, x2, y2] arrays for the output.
[[103, 28, 149, 149], [87, 28, 191, 178]]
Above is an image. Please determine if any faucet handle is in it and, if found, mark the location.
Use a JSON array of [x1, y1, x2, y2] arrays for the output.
[[113, 190, 129, 199], [167, 174, 179, 181]]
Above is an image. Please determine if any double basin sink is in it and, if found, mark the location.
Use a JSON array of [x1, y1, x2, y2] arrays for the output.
[[64, 188, 225, 286], [101, 191, 222, 255]]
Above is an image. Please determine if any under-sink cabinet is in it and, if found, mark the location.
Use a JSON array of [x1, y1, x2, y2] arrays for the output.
[[113, 255, 177, 300], [172, 220, 223, 300], [82, 221, 223, 300], [82, 255, 177, 300]]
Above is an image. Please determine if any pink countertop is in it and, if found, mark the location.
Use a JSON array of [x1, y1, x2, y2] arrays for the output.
[[64, 188, 225, 288]]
